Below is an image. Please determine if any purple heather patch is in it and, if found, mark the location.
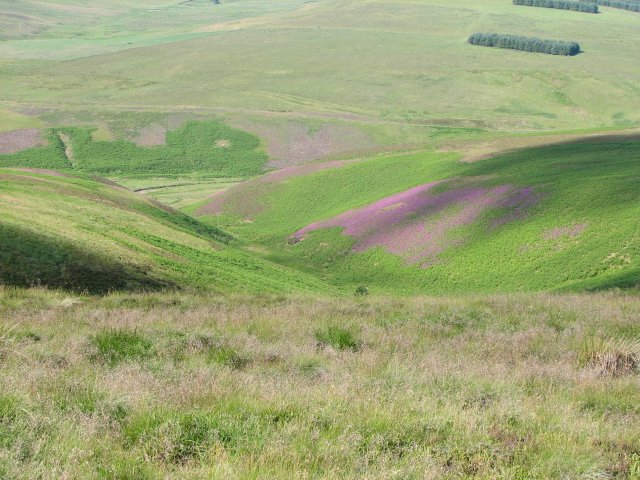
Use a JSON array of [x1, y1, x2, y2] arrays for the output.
[[293, 181, 538, 267]]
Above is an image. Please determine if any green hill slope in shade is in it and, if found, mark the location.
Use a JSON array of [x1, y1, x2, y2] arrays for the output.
[[0, 169, 327, 294], [198, 137, 640, 294]]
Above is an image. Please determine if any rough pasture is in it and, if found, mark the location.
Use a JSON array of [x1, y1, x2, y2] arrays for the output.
[[2, 290, 640, 478], [5, 0, 640, 135], [293, 181, 537, 266]]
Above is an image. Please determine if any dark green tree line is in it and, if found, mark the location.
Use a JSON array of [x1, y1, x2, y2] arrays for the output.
[[581, 0, 640, 12], [513, 0, 599, 13], [468, 33, 581, 56]]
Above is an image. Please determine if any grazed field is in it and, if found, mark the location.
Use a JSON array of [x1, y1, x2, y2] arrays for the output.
[[0, 289, 639, 479]]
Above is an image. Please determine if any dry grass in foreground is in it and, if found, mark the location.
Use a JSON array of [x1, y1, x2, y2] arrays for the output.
[[0, 288, 639, 479]]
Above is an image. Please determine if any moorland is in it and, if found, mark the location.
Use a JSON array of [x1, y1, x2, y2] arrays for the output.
[[1, 0, 639, 478]]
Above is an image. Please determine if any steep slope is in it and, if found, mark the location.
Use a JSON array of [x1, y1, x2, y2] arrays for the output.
[[198, 136, 640, 293], [0, 169, 327, 294]]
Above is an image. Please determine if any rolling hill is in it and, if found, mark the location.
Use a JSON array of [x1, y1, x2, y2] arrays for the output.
[[2, 0, 640, 154], [197, 134, 640, 294], [1, 1, 640, 478], [1, 0, 639, 296], [0, 168, 327, 294]]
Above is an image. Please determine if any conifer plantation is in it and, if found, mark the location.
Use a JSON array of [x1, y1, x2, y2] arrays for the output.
[[513, 0, 599, 13], [468, 33, 581, 56]]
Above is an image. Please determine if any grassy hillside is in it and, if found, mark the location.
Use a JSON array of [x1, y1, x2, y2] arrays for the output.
[[0, 289, 639, 478], [199, 136, 640, 294], [1, 0, 639, 137], [0, 0, 306, 59], [1, 2, 639, 478], [0, 168, 327, 294]]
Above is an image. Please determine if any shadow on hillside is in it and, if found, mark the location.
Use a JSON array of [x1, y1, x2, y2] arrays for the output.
[[460, 135, 640, 198], [502, 131, 640, 158], [551, 131, 640, 146], [460, 136, 640, 292], [583, 269, 640, 291], [0, 223, 175, 294]]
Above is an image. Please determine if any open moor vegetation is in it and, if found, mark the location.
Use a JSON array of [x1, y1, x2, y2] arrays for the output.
[[2, 0, 640, 132], [1, 1, 640, 478], [200, 136, 640, 294], [0, 289, 639, 479]]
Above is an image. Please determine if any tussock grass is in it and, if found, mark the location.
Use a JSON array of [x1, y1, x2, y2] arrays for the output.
[[315, 324, 361, 351], [91, 329, 155, 366], [1, 288, 639, 478], [577, 336, 640, 375]]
